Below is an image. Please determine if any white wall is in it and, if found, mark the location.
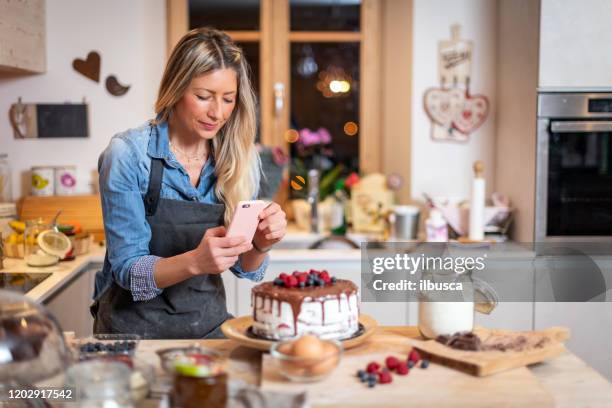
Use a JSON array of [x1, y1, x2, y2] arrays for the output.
[[411, 0, 497, 201], [540, 0, 612, 89], [0, 0, 166, 199]]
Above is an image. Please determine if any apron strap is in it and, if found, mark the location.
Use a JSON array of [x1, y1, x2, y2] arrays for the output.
[[144, 158, 164, 216]]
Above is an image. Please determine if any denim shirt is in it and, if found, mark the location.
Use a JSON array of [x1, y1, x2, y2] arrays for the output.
[[94, 120, 269, 302]]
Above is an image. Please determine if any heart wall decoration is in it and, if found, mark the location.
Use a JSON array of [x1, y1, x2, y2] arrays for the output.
[[423, 24, 490, 143], [72, 51, 101, 82], [424, 87, 490, 142]]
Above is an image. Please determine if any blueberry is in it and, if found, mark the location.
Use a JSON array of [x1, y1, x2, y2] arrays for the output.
[[356, 369, 366, 379], [298, 281, 305, 288], [420, 359, 430, 369], [315, 279, 323, 286], [273, 278, 284, 286], [407, 360, 415, 369], [368, 373, 377, 382], [367, 378, 376, 388], [331, 276, 337, 283]]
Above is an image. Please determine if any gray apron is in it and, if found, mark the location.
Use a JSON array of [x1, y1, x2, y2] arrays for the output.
[[93, 144, 230, 339]]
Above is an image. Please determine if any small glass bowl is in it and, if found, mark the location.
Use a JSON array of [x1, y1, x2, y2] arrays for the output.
[[269, 338, 343, 382], [156, 345, 224, 376]]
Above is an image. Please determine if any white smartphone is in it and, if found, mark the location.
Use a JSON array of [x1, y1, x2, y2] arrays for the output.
[[226, 200, 269, 242]]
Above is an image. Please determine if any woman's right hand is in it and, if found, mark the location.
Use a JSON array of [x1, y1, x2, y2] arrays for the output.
[[191, 226, 253, 275]]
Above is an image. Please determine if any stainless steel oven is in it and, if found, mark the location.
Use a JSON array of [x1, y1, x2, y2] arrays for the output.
[[536, 92, 612, 242]]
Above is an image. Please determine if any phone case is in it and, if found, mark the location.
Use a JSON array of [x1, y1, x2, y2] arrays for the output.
[[226, 200, 268, 241]]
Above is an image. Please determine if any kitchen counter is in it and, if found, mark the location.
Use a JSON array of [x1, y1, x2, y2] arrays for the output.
[[0, 246, 106, 303], [134, 326, 612, 408]]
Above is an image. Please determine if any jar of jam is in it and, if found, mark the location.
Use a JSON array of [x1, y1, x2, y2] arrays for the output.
[[169, 352, 227, 408]]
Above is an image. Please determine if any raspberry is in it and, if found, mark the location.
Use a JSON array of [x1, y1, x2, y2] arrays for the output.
[[396, 361, 409, 375], [279, 273, 288, 279], [378, 370, 393, 384], [297, 274, 308, 284], [408, 349, 421, 363], [366, 362, 380, 373], [385, 356, 400, 370], [292, 270, 300, 276], [286, 276, 298, 288]]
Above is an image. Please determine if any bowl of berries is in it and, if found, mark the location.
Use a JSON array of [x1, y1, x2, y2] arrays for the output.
[[76, 333, 140, 359], [270, 334, 342, 382]]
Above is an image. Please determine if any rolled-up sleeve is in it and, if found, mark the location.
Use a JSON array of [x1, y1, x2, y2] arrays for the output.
[[230, 254, 269, 282], [99, 137, 162, 301]]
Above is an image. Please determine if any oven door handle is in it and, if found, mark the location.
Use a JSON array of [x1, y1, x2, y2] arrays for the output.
[[551, 120, 612, 133]]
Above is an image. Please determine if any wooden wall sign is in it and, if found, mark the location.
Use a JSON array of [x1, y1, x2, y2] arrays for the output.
[[423, 24, 489, 143]]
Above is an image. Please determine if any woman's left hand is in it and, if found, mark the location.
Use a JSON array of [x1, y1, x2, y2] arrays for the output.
[[253, 202, 287, 251]]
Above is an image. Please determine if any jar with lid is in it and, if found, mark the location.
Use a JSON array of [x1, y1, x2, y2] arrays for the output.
[[24, 219, 59, 267], [164, 349, 227, 408], [0, 153, 12, 202]]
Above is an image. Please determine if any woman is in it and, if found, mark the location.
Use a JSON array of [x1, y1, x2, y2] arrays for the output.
[[92, 27, 287, 339]]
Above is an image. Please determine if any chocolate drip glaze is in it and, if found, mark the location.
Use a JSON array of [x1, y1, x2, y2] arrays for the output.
[[252, 279, 358, 336]]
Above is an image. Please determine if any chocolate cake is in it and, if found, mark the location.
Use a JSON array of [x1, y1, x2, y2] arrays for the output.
[[251, 270, 359, 340]]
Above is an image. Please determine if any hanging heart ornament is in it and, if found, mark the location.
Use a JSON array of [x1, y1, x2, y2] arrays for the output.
[[423, 88, 465, 126], [452, 93, 489, 134]]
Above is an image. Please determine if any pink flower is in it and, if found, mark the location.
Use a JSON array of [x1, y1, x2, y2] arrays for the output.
[[318, 127, 332, 144], [299, 128, 319, 146]]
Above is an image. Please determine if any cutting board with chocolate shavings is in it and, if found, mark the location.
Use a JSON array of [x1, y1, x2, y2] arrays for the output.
[[408, 326, 570, 377]]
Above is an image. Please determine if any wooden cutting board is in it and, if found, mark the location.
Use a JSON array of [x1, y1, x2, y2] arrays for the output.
[[408, 326, 570, 377], [261, 335, 555, 408], [19, 194, 105, 242]]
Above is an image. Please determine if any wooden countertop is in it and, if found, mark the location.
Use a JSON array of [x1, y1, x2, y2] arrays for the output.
[[136, 326, 612, 408]]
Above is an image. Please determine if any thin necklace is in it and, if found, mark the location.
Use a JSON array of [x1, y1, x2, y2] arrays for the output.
[[169, 141, 207, 163]]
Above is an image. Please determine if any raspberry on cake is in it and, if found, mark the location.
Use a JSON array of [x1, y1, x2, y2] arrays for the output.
[[251, 269, 359, 340]]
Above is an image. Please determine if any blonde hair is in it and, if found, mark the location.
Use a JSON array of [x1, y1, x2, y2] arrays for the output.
[[154, 27, 260, 225]]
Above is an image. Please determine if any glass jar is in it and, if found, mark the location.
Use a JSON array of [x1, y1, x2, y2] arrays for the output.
[[24, 219, 59, 267], [417, 268, 498, 339], [166, 350, 227, 408], [0, 153, 12, 202], [172, 372, 228, 408], [65, 360, 134, 408]]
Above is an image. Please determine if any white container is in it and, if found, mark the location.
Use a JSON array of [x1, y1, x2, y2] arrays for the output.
[[31, 166, 55, 196], [54, 166, 77, 195], [425, 209, 448, 242], [418, 301, 474, 339]]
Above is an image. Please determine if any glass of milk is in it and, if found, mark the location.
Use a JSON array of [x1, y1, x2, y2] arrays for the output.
[[417, 269, 497, 339]]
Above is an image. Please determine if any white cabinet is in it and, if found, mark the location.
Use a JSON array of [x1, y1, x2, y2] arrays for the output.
[[44, 263, 101, 338], [539, 0, 612, 89], [534, 257, 612, 380]]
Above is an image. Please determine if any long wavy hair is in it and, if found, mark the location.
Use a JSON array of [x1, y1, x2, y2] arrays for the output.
[[154, 27, 260, 225]]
